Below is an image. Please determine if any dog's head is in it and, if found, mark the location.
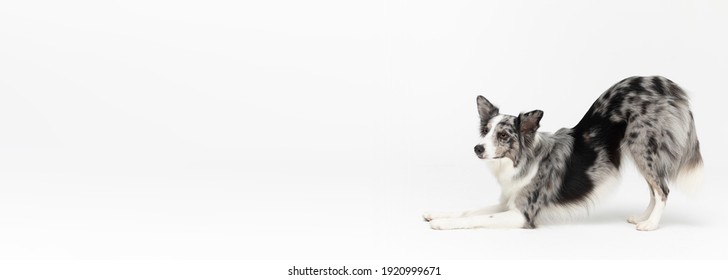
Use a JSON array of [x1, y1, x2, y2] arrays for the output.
[[474, 96, 543, 167]]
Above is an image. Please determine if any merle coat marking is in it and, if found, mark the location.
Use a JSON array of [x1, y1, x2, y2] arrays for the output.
[[424, 76, 703, 231]]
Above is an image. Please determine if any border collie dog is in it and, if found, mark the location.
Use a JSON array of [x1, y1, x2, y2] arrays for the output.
[[424, 76, 703, 231]]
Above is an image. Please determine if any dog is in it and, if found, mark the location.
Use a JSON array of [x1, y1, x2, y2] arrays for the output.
[[423, 76, 703, 231]]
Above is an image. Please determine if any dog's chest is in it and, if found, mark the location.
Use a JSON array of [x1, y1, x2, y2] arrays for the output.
[[487, 160, 539, 209]]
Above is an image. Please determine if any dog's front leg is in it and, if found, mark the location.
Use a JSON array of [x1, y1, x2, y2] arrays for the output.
[[428, 209, 526, 230], [423, 204, 505, 221]]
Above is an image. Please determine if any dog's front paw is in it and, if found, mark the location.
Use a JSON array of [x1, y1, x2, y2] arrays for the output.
[[422, 213, 433, 222], [429, 219, 463, 230], [635, 220, 659, 231], [429, 220, 446, 230], [422, 211, 461, 221]]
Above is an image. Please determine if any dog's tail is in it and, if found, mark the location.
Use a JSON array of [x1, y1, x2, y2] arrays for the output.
[[671, 114, 704, 195]]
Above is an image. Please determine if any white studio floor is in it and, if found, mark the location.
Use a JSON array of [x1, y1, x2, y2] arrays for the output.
[[0, 147, 725, 260]]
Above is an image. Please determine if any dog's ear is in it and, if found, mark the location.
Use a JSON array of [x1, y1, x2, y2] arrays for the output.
[[518, 110, 544, 134], [476, 96, 499, 120], [513, 110, 543, 168]]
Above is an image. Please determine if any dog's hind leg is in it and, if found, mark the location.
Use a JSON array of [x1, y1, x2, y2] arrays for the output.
[[627, 182, 656, 224], [629, 147, 670, 230], [423, 204, 504, 221], [634, 178, 668, 231], [626, 125, 675, 231]]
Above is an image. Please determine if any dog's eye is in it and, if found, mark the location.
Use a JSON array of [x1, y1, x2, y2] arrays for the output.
[[498, 132, 508, 141]]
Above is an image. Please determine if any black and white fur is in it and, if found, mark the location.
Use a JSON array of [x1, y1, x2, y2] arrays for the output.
[[423, 76, 703, 231]]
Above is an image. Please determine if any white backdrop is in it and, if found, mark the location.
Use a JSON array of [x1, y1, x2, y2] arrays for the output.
[[1, 0, 727, 261]]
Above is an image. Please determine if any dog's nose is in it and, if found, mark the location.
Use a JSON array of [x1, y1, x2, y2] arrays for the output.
[[474, 145, 485, 155]]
